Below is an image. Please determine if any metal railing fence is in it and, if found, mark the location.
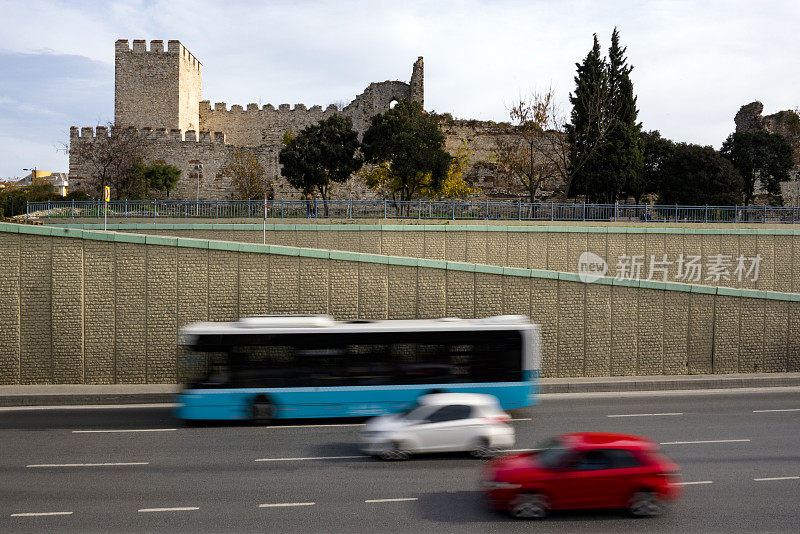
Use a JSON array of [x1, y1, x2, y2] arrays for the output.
[[25, 199, 800, 224]]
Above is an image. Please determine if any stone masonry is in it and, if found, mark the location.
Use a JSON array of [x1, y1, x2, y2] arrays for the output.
[[1, 222, 798, 385], [69, 39, 423, 200], [67, 223, 800, 293]]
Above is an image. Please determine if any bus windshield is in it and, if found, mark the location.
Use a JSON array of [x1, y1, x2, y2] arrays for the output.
[[181, 330, 524, 389]]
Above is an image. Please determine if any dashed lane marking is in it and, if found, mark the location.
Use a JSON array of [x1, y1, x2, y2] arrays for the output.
[[607, 412, 683, 418], [10, 511, 73, 517], [138, 507, 199, 513], [672, 481, 713, 486], [754, 476, 799, 481], [27, 462, 149, 468], [258, 502, 316, 508], [72, 429, 176, 434], [752, 408, 800, 413], [365, 498, 418, 503], [659, 439, 750, 445], [255, 456, 365, 462]]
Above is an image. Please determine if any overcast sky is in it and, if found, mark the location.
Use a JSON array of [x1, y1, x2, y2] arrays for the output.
[[0, 0, 798, 178]]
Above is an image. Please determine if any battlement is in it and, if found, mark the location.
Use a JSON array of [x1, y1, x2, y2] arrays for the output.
[[200, 100, 337, 114], [115, 39, 202, 72], [70, 125, 225, 144]]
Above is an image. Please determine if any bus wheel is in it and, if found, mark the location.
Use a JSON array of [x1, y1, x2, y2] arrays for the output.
[[251, 396, 275, 425]]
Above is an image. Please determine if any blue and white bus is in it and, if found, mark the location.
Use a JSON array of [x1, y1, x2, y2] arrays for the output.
[[175, 315, 541, 422]]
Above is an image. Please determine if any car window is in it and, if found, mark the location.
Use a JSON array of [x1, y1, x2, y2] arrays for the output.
[[402, 406, 437, 422], [425, 404, 472, 423], [572, 450, 612, 471], [535, 438, 570, 469], [604, 449, 642, 468]]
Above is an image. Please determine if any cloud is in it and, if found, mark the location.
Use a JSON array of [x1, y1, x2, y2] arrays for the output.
[[0, 0, 798, 177]]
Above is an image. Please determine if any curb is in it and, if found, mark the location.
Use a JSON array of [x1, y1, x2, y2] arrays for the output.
[[1, 374, 799, 406], [538, 374, 800, 394]]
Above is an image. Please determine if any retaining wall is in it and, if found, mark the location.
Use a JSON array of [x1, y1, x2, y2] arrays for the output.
[[2, 222, 799, 384], [52, 223, 800, 293]]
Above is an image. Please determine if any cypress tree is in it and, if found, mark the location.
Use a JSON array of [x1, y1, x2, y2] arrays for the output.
[[566, 34, 608, 201], [604, 28, 644, 202], [567, 29, 643, 202]]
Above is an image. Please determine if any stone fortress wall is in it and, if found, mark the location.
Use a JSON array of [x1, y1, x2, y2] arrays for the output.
[[69, 41, 799, 205], [2, 222, 798, 385], [69, 40, 422, 200]]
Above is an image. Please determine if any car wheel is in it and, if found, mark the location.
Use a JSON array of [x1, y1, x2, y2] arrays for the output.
[[250, 395, 275, 425], [378, 441, 411, 461], [510, 493, 548, 519], [469, 437, 498, 459], [628, 490, 663, 517]]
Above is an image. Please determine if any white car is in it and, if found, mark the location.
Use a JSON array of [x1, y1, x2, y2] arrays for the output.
[[359, 393, 516, 460]]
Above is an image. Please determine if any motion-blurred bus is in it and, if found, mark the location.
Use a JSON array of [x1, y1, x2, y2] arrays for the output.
[[175, 315, 541, 422]]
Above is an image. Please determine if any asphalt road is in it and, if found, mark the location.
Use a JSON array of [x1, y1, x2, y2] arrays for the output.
[[0, 389, 798, 533]]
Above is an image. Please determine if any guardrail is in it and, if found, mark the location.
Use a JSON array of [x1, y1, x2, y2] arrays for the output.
[[26, 199, 800, 224]]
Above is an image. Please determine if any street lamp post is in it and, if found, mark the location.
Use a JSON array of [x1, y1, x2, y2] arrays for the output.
[[194, 163, 203, 203]]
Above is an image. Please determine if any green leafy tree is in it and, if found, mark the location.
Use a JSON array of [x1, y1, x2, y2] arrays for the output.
[[720, 130, 793, 205], [640, 130, 676, 197], [658, 144, 744, 205], [361, 99, 451, 202], [279, 114, 362, 215], [143, 161, 181, 198]]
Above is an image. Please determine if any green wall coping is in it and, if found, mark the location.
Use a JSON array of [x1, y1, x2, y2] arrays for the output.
[[474, 264, 505, 275], [145, 235, 178, 247], [446, 261, 476, 272], [4, 222, 799, 302], [387, 256, 419, 267], [41, 221, 800, 237]]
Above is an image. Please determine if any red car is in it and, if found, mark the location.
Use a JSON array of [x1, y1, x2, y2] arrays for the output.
[[483, 432, 682, 519]]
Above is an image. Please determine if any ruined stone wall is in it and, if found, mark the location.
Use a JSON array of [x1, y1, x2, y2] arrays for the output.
[[2, 222, 798, 384], [735, 101, 800, 205], [114, 39, 202, 132], [441, 119, 566, 200]]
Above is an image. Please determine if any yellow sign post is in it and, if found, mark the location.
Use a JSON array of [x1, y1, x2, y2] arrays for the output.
[[103, 186, 110, 231]]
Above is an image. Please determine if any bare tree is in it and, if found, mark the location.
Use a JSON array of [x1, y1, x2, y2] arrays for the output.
[[69, 125, 145, 198], [221, 148, 268, 200], [493, 89, 566, 202]]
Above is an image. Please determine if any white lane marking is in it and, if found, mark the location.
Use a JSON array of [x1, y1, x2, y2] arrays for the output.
[[511, 418, 532, 421], [754, 476, 799, 481], [10, 511, 73, 517], [672, 481, 713, 486], [504, 448, 539, 453], [72, 429, 176, 434], [659, 439, 750, 445], [255, 456, 364, 462], [261, 423, 364, 428], [0, 403, 176, 412], [365, 498, 418, 503], [138, 507, 199, 513], [607, 412, 683, 418], [258, 502, 316, 508], [753, 408, 800, 413], [27, 462, 149, 468]]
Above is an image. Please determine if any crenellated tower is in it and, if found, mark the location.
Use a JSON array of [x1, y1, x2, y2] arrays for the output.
[[114, 39, 202, 132]]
